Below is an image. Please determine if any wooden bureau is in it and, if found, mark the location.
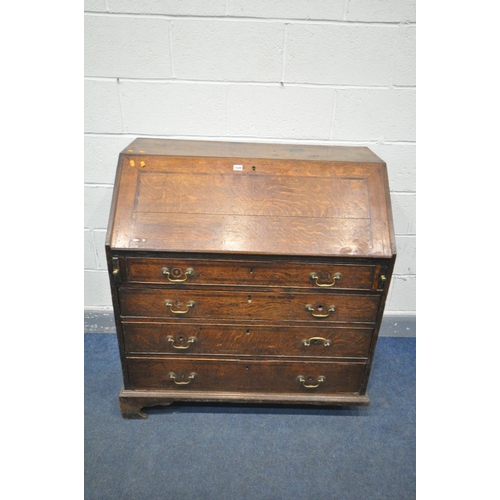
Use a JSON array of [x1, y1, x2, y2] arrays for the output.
[[105, 138, 396, 418]]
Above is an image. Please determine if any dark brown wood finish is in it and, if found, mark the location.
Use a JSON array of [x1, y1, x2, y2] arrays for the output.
[[124, 257, 377, 290], [118, 288, 381, 323], [121, 322, 374, 358], [106, 138, 396, 417], [126, 357, 367, 394]]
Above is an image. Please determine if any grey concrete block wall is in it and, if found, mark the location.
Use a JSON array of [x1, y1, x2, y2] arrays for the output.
[[84, 1, 416, 322]]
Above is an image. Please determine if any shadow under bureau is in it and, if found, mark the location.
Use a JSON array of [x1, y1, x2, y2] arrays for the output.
[[106, 138, 396, 418]]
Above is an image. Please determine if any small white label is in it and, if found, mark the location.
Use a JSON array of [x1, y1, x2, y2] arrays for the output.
[[233, 164, 243, 171]]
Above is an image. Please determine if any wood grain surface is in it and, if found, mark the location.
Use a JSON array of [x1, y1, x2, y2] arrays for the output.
[[121, 322, 374, 358], [118, 288, 381, 323], [108, 142, 396, 258], [106, 138, 396, 413], [126, 356, 367, 394], [124, 257, 377, 290]]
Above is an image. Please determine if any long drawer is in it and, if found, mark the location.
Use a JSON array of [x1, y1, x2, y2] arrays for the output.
[[123, 257, 378, 290], [126, 356, 367, 394], [122, 322, 374, 358], [118, 288, 381, 323]]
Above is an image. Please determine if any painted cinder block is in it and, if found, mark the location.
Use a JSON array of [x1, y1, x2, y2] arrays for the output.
[[227, 0, 345, 20], [92, 230, 109, 270], [347, 0, 416, 22], [120, 81, 227, 136], [371, 143, 416, 192], [228, 85, 334, 139], [394, 236, 416, 275], [84, 0, 106, 11], [285, 24, 398, 86], [84, 271, 113, 307], [333, 88, 416, 142], [386, 275, 416, 312], [84, 135, 133, 184], [84, 185, 114, 229], [107, 0, 227, 16], [84, 79, 122, 134], [172, 20, 284, 82], [394, 25, 416, 86], [82, 2, 416, 314], [391, 193, 416, 235], [84, 230, 97, 269], [84, 15, 172, 79]]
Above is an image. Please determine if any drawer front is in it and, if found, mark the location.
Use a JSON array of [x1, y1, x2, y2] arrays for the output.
[[126, 357, 366, 394], [122, 322, 373, 358], [124, 257, 377, 290], [118, 288, 381, 324]]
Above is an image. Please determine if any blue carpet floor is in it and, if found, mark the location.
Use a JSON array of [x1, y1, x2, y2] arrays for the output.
[[85, 334, 415, 500]]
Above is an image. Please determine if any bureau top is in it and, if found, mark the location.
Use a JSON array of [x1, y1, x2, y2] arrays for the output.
[[107, 139, 396, 258], [120, 138, 385, 163]]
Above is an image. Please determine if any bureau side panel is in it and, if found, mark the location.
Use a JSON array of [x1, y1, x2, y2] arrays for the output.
[[359, 256, 397, 394]]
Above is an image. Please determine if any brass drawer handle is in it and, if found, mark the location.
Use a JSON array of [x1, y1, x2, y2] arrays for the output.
[[161, 267, 194, 282], [305, 304, 336, 318], [302, 337, 332, 347], [168, 372, 196, 385], [166, 335, 197, 350], [164, 300, 195, 314], [309, 272, 342, 287], [297, 375, 326, 388]]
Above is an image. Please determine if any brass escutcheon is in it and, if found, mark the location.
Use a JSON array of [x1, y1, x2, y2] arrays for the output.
[[161, 267, 194, 282], [305, 304, 336, 318]]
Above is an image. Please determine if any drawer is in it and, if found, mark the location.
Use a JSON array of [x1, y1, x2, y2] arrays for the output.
[[122, 322, 373, 358], [126, 356, 366, 394], [124, 257, 378, 290], [118, 288, 381, 324]]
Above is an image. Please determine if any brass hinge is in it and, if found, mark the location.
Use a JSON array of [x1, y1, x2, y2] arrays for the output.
[[378, 266, 388, 289], [111, 256, 120, 282]]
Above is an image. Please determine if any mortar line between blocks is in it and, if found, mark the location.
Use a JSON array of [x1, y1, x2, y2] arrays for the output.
[[116, 78, 125, 133], [169, 20, 176, 78], [83, 133, 382, 145], [85, 182, 114, 188], [84, 12, 409, 27], [83, 76, 394, 90], [89, 230, 99, 271], [280, 23, 288, 84], [343, 0, 350, 20], [329, 90, 337, 140], [226, 86, 230, 136]]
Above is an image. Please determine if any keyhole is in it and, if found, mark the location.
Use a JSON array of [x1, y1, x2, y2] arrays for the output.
[[245, 365, 250, 370], [178, 335, 184, 342], [246, 329, 250, 335], [252, 166, 256, 171], [317, 305, 324, 312], [247, 295, 252, 303], [249, 267, 254, 274]]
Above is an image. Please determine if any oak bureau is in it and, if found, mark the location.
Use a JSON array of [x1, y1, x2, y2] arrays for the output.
[[105, 138, 396, 418]]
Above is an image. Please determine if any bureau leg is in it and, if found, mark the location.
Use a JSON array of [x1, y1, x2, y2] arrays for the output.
[[120, 397, 148, 419], [119, 391, 174, 419]]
